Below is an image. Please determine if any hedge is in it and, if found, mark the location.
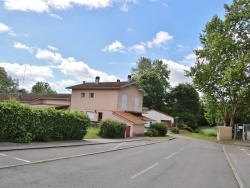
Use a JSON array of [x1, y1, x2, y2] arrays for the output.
[[99, 119, 126, 138], [0, 100, 91, 142]]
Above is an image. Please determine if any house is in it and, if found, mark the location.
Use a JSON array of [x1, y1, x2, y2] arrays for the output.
[[0, 93, 71, 110], [66, 76, 147, 137], [143, 109, 174, 128]]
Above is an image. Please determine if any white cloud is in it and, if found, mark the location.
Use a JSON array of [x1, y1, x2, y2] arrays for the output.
[[13, 42, 33, 54], [49, 13, 62, 19], [147, 31, 173, 48], [102, 40, 126, 53], [48, 45, 58, 51], [128, 44, 146, 54], [36, 49, 63, 63], [59, 58, 117, 83], [161, 59, 192, 87], [4, 0, 49, 12], [177, 44, 189, 51], [0, 62, 54, 90], [179, 53, 196, 66], [126, 28, 133, 32], [0, 22, 15, 35], [4, 0, 138, 13]]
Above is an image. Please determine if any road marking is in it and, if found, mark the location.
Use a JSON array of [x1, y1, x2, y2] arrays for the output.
[[222, 147, 245, 188], [131, 163, 159, 179], [112, 142, 125, 150], [165, 152, 177, 160], [0, 153, 30, 163]]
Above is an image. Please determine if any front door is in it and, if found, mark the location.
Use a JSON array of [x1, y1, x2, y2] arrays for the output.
[[98, 112, 103, 122], [126, 126, 131, 137]]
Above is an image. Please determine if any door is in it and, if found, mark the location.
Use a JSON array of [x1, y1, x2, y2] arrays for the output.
[[126, 126, 131, 137], [98, 112, 103, 122]]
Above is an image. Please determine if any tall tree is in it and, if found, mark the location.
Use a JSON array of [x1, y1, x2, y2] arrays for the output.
[[138, 71, 166, 111], [166, 83, 201, 129], [187, 1, 250, 127], [0, 67, 19, 93], [31, 82, 56, 94], [131, 57, 171, 111]]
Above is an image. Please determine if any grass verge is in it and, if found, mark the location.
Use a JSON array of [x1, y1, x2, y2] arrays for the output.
[[84, 127, 101, 139]]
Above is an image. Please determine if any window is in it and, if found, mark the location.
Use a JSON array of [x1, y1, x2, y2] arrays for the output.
[[86, 111, 94, 119], [81, 93, 85, 98], [89, 93, 94, 98]]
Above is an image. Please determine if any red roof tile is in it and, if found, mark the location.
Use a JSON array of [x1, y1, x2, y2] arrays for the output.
[[113, 111, 146, 124]]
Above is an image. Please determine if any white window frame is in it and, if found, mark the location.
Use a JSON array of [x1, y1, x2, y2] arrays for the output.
[[89, 93, 94, 99], [81, 93, 85, 98]]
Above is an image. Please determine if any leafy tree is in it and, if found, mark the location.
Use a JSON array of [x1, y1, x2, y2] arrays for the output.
[[131, 57, 170, 111], [187, 1, 250, 127], [31, 82, 56, 94], [0, 67, 19, 93], [138, 71, 166, 111], [166, 83, 201, 129]]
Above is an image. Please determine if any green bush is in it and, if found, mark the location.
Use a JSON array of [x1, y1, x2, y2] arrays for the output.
[[99, 119, 126, 138], [0, 100, 91, 142], [171, 127, 179, 134], [144, 129, 158, 137], [182, 124, 194, 132], [150, 122, 168, 136]]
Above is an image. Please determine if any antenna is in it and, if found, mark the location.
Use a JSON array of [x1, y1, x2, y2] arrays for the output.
[[22, 64, 27, 88]]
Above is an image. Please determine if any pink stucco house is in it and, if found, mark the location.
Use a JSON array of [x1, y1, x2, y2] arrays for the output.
[[66, 76, 147, 137]]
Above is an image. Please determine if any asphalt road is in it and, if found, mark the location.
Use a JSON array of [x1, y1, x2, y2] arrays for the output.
[[0, 137, 248, 188]]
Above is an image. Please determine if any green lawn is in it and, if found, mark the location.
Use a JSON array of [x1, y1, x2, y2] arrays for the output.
[[180, 126, 217, 141], [84, 127, 101, 139]]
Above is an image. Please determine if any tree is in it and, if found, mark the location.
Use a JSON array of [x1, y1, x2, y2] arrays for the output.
[[166, 83, 201, 129], [31, 82, 56, 94], [131, 57, 171, 111], [138, 71, 166, 111], [0, 67, 19, 93], [187, 1, 250, 127]]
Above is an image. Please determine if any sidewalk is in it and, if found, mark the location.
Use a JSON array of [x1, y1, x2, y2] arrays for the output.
[[0, 138, 143, 151]]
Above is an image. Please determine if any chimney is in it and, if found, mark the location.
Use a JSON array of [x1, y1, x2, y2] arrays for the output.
[[18, 89, 23, 98], [83, 81, 86, 84], [128, 75, 131, 82], [95, 76, 100, 84], [117, 79, 120, 82]]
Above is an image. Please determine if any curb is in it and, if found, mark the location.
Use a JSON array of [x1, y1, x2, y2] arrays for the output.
[[0, 139, 175, 169], [0, 139, 143, 152], [222, 147, 245, 188]]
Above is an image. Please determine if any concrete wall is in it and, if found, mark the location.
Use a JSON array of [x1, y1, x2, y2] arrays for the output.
[[217, 126, 232, 141], [117, 85, 144, 112]]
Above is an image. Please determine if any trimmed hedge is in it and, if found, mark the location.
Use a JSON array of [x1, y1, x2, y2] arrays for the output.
[[150, 122, 168, 136], [144, 122, 168, 137], [0, 100, 91, 142], [99, 119, 126, 138]]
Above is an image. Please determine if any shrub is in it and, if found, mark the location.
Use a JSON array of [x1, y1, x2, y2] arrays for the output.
[[171, 127, 179, 134], [150, 122, 168, 136], [0, 100, 91, 142], [182, 124, 194, 132], [144, 129, 158, 137], [99, 119, 126, 138]]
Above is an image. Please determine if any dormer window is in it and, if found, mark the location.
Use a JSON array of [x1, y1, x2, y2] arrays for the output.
[[89, 93, 94, 99]]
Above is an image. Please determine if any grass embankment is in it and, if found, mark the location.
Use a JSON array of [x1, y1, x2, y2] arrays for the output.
[[180, 127, 217, 141], [84, 127, 101, 139]]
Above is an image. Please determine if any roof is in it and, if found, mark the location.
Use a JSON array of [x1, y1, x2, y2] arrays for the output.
[[66, 81, 147, 96], [0, 93, 71, 103], [112, 111, 146, 125], [30, 104, 70, 109], [145, 109, 174, 119]]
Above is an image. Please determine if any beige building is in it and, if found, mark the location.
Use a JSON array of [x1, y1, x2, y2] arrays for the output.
[[67, 76, 147, 137], [0, 93, 71, 109]]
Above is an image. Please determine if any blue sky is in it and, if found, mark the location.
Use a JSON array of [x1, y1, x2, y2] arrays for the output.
[[0, 0, 232, 93]]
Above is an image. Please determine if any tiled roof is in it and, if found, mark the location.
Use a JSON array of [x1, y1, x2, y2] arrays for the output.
[[67, 81, 134, 90], [0, 93, 71, 102], [113, 111, 146, 125]]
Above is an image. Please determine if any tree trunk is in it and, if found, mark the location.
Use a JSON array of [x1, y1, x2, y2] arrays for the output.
[[230, 116, 235, 127]]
